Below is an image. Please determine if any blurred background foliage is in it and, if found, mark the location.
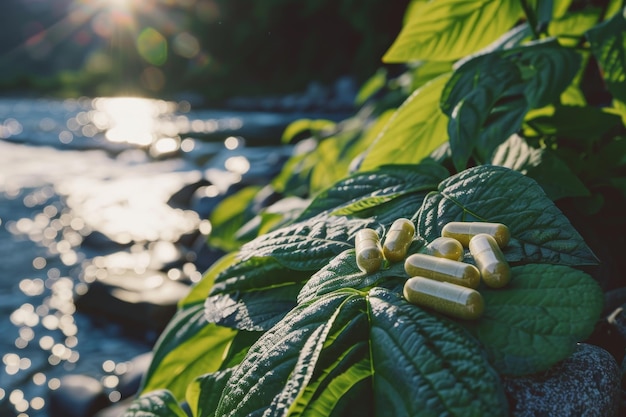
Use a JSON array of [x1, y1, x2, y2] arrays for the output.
[[0, 0, 410, 103]]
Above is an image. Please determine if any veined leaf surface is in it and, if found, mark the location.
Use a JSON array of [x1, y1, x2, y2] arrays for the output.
[[417, 165, 598, 265], [383, 0, 521, 62], [465, 264, 603, 375]]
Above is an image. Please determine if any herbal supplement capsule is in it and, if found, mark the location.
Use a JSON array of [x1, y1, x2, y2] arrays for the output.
[[441, 221, 510, 248], [355, 228, 383, 274], [382, 218, 415, 262], [424, 236, 464, 261], [404, 253, 480, 289], [469, 233, 511, 288], [403, 277, 484, 320]]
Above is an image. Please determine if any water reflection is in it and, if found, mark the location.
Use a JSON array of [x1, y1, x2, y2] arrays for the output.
[[0, 93, 290, 416]]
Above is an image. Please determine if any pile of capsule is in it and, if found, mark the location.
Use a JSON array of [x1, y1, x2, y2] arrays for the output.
[[354, 219, 511, 321]]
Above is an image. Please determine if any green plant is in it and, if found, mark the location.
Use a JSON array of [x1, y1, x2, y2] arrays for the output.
[[123, 0, 626, 415]]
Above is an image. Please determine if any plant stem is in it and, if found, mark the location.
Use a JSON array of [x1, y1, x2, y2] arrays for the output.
[[519, 0, 539, 39]]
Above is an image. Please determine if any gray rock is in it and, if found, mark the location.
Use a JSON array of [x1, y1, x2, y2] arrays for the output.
[[48, 374, 110, 417], [503, 343, 620, 417]]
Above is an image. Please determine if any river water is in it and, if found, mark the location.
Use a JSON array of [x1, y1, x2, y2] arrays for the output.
[[0, 96, 316, 416]]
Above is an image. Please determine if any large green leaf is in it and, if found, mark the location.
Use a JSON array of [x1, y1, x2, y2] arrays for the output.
[[382, 0, 521, 62], [359, 75, 452, 172], [208, 287, 508, 417], [123, 389, 188, 417], [441, 40, 581, 170], [213, 290, 367, 416], [587, 7, 626, 103], [141, 304, 237, 400], [368, 288, 508, 417], [416, 165, 598, 265], [297, 163, 448, 221], [465, 264, 603, 375]]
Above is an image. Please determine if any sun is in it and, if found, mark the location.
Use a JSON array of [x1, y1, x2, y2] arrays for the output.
[[103, 0, 134, 11]]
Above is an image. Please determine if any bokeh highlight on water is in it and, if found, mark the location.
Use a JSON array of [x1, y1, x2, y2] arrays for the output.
[[0, 96, 300, 416]]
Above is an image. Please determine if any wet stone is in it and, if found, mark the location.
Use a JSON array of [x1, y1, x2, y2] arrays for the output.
[[75, 268, 189, 335], [48, 374, 110, 417], [117, 351, 154, 399], [503, 343, 620, 417]]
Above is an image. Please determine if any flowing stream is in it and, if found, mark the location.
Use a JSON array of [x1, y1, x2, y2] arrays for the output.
[[0, 96, 312, 416]]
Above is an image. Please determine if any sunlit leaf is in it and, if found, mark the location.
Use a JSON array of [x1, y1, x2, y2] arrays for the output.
[[208, 185, 263, 252], [298, 162, 448, 221], [282, 119, 336, 144], [141, 304, 237, 400], [359, 75, 452, 172], [466, 264, 603, 375], [187, 369, 235, 417], [383, 0, 521, 62], [179, 252, 238, 308]]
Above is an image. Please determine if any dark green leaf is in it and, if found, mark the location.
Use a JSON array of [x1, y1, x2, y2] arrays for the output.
[[525, 105, 622, 142], [490, 135, 590, 200], [382, 0, 521, 62], [441, 41, 581, 170], [206, 284, 303, 331], [417, 165, 598, 265], [587, 9, 626, 102], [214, 290, 366, 416], [123, 390, 187, 417], [466, 264, 603, 375], [297, 249, 409, 304], [141, 304, 237, 400], [368, 288, 508, 417], [188, 369, 235, 417], [510, 40, 581, 108], [298, 163, 448, 221], [357, 192, 430, 227], [206, 256, 311, 331], [359, 75, 452, 172], [235, 215, 378, 271]]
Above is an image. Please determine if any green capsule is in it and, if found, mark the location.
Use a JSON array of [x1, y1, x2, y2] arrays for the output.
[[383, 218, 415, 262], [441, 221, 510, 248], [424, 236, 464, 261], [403, 277, 484, 320], [469, 233, 511, 289], [404, 253, 480, 289], [355, 228, 383, 274]]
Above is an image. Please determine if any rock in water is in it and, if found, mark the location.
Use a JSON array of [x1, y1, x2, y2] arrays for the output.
[[48, 375, 109, 417], [503, 343, 620, 417]]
